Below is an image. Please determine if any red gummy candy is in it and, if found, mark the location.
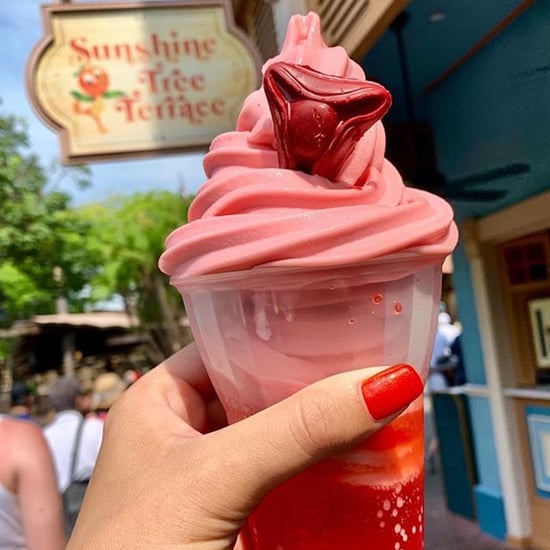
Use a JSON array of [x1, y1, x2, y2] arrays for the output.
[[264, 62, 392, 180]]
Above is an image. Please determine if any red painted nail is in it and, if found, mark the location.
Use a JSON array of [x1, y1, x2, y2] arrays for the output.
[[361, 364, 424, 421]]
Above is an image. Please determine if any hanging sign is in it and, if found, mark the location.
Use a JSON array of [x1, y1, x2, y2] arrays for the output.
[[26, 1, 261, 164]]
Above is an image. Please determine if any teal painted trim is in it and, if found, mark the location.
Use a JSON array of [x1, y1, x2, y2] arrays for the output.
[[432, 393, 478, 520], [468, 396, 501, 492], [474, 485, 507, 541], [451, 242, 486, 385]]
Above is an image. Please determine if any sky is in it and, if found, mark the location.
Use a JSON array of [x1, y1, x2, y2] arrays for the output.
[[1, 1, 207, 205]]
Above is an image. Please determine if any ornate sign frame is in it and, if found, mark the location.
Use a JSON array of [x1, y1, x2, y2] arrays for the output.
[[26, 1, 261, 164]]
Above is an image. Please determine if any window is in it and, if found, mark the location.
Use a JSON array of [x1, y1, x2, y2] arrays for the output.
[[499, 231, 550, 384]]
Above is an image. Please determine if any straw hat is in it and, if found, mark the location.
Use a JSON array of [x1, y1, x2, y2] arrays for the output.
[[92, 373, 127, 411]]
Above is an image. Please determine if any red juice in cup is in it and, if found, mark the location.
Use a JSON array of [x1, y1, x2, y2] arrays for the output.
[[241, 405, 424, 550], [176, 262, 441, 550]]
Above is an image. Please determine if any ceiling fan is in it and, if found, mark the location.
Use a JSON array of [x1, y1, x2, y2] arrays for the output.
[[387, 11, 530, 202]]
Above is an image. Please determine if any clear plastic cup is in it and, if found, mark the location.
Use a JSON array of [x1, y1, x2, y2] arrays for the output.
[[172, 260, 442, 550]]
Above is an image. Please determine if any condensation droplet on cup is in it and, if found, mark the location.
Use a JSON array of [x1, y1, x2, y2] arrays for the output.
[[348, 319, 355, 325], [372, 292, 384, 305], [393, 301, 403, 315]]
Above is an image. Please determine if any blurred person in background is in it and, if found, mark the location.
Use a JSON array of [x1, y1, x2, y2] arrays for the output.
[[75, 383, 94, 417], [91, 372, 127, 421], [425, 310, 461, 473], [43, 376, 104, 494], [0, 415, 65, 549], [9, 382, 34, 421], [427, 311, 461, 392], [44, 376, 104, 535], [32, 390, 56, 428], [122, 368, 141, 387]]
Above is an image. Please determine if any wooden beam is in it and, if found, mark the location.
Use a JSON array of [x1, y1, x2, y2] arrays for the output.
[[307, 0, 409, 60], [423, 0, 536, 95], [232, 0, 260, 30]]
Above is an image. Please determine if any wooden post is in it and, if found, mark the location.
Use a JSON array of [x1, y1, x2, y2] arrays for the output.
[[53, 266, 75, 375]]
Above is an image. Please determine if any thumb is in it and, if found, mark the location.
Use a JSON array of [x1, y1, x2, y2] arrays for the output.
[[198, 363, 424, 516]]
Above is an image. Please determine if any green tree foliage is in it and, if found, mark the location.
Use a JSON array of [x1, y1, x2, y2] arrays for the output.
[[81, 190, 194, 361], [0, 107, 96, 324], [0, 103, 194, 362]]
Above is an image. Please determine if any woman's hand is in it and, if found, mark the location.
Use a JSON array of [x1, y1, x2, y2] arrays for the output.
[[68, 342, 423, 550]]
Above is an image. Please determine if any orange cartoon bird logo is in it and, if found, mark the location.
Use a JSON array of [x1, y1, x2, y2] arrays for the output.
[[71, 65, 125, 134]]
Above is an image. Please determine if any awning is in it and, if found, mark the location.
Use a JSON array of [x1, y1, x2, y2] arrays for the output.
[[31, 311, 138, 329]]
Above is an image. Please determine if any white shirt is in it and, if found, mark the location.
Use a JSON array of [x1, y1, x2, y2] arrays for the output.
[[428, 319, 461, 392], [430, 322, 461, 367], [43, 410, 103, 493], [0, 483, 25, 550]]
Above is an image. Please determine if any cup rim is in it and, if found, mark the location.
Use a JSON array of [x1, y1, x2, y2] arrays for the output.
[[170, 254, 444, 289]]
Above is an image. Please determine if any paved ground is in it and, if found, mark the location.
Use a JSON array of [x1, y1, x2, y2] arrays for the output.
[[424, 459, 519, 549]]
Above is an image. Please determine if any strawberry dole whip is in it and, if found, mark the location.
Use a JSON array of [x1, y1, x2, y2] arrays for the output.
[[160, 12, 457, 550]]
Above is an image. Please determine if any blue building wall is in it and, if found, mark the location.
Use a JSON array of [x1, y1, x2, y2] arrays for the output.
[[451, 241, 486, 386], [428, 1, 550, 221], [467, 397, 501, 490]]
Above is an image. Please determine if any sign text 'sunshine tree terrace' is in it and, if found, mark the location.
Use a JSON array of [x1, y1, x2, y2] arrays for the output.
[[26, 1, 261, 164]]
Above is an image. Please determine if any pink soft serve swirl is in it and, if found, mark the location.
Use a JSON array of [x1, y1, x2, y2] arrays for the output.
[[159, 13, 458, 278]]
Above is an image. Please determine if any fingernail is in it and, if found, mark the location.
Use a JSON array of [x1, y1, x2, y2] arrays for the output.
[[361, 364, 424, 421]]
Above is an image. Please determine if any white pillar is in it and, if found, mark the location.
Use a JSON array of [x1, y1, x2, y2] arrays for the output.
[[463, 221, 531, 543]]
